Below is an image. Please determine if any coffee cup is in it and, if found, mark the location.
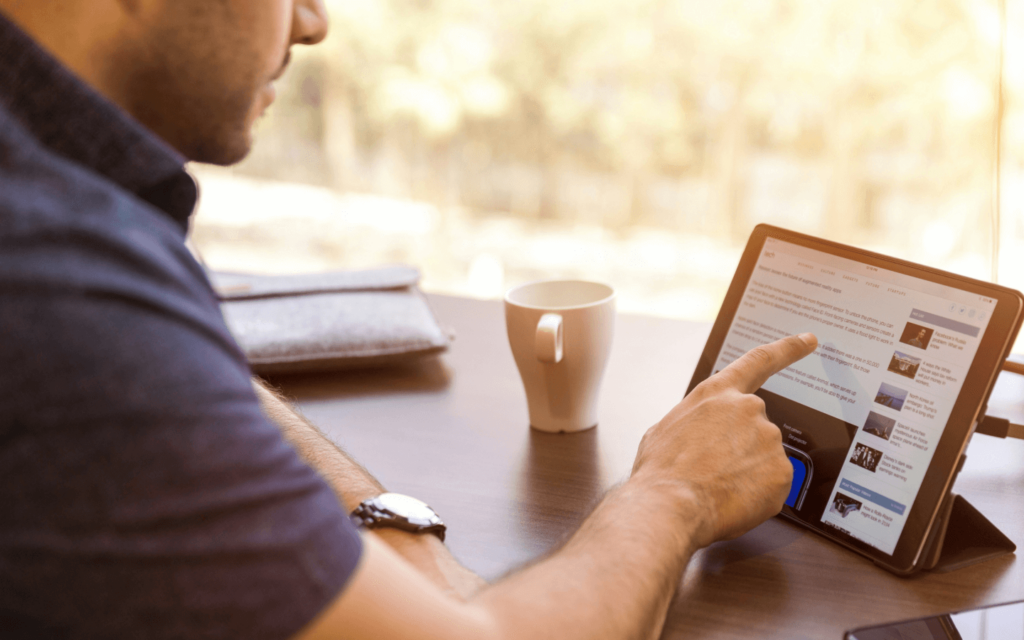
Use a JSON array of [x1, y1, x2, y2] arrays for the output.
[[504, 280, 616, 433]]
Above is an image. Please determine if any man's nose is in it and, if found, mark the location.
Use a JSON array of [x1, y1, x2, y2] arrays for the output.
[[292, 0, 329, 46]]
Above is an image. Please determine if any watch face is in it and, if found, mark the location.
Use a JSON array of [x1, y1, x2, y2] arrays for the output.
[[377, 493, 437, 524]]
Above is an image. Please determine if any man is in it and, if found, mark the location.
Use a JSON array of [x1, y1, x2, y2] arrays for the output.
[[909, 328, 928, 349], [0, 1, 818, 638]]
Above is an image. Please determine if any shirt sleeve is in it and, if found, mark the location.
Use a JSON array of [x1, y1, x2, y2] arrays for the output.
[[0, 268, 362, 639]]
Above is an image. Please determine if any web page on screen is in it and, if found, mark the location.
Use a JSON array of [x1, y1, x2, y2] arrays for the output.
[[714, 238, 995, 555]]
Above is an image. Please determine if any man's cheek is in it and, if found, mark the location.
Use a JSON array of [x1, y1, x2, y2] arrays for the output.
[[229, 0, 292, 74]]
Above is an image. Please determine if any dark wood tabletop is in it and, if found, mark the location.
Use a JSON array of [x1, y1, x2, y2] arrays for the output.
[[274, 294, 1024, 640]]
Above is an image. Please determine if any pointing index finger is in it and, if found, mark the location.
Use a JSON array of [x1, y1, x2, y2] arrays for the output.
[[715, 333, 818, 394]]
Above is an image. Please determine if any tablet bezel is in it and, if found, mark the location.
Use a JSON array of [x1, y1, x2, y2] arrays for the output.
[[686, 224, 1024, 574]]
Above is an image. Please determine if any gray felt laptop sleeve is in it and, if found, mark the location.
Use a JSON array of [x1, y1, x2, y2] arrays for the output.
[[209, 266, 451, 374]]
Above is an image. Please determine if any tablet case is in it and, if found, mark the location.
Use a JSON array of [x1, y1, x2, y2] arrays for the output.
[[210, 266, 452, 374], [916, 492, 1016, 573], [904, 455, 1016, 573]]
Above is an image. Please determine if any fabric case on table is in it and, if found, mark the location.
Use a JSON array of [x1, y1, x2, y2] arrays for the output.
[[209, 266, 451, 374]]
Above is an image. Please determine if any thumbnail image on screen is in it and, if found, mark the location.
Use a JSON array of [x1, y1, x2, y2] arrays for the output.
[[862, 412, 896, 441], [874, 382, 909, 411], [850, 443, 882, 472], [888, 351, 922, 380], [898, 322, 934, 351], [830, 492, 862, 519]]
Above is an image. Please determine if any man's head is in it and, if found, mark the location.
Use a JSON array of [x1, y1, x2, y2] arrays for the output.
[[0, 0, 328, 164], [917, 329, 927, 339]]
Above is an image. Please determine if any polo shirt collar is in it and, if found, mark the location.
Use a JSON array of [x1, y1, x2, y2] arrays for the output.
[[0, 10, 197, 231]]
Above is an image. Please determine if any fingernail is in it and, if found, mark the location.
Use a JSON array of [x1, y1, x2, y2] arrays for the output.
[[798, 333, 817, 347]]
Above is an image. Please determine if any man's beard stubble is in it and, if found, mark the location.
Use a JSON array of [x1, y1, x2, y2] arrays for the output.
[[121, 13, 275, 166]]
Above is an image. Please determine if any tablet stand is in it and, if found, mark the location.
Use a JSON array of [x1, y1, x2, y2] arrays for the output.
[[916, 491, 1015, 573], [925, 372, 1024, 572]]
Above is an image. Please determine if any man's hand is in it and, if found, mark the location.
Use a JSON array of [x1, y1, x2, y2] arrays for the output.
[[631, 333, 818, 548], [295, 334, 820, 640]]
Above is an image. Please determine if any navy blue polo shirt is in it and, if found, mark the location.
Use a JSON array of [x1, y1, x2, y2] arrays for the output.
[[0, 11, 361, 639]]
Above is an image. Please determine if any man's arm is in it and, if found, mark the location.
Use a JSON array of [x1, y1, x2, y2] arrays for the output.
[[252, 380, 487, 600], [303, 482, 696, 640], [295, 333, 818, 640], [252, 381, 382, 511]]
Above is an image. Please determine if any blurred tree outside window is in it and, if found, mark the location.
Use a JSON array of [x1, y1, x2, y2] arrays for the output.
[[189, 0, 1024, 346]]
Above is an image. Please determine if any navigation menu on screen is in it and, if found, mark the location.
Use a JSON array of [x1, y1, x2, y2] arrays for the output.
[[714, 238, 994, 555]]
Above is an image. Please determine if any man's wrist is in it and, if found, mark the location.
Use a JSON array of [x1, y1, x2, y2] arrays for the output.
[[332, 476, 386, 512], [369, 529, 488, 600], [622, 473, 713, 554]]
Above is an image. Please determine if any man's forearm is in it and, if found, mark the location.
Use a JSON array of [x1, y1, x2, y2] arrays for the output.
[[303, 477, 701, 640], [254, 376, 691, 625], [252, 379, 487, 599], [252, 380, 383, 510], [298, 335, 815, 640], [474, 479, 698, 640]]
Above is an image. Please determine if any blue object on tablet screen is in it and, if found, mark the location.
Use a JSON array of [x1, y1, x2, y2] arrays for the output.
[[786, 456, 807, 508]]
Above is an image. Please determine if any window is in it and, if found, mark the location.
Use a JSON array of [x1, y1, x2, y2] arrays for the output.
[[189, 0, 1024, 347]]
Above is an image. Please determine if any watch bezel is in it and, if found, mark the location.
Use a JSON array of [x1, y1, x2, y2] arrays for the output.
[[373, 493, 441, 527]]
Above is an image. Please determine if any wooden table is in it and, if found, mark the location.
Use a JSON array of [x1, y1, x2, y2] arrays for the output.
[[275, 294, 1024, 640]]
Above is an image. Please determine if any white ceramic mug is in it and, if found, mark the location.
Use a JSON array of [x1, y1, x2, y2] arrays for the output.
[[504, 280, 616, 433]]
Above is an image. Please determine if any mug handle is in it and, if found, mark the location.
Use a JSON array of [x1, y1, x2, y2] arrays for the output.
[[535, 313, 564, 364]]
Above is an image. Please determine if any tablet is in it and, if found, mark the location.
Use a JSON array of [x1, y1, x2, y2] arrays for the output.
[[687, 224, 1024, 574]]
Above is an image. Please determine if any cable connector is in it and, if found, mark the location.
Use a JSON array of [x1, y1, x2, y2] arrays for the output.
[[1003, 355, 1024, 376], [981, 359, 1024, 437], [977, 415, 1024, 439]]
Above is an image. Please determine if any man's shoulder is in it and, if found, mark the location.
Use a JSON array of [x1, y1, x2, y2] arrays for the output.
[[0, 104, 212, 308], [0, 101, 242, 403], [0, 103, 181, 234]]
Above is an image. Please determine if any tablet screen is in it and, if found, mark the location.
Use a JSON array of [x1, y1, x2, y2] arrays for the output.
[[712, 237, 996, 555]]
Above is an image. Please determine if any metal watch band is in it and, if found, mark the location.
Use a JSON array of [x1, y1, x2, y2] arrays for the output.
[[349, 509, 375, 528]]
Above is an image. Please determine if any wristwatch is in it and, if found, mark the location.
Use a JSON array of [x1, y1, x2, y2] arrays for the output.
[[350, 493, 447, 542]]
